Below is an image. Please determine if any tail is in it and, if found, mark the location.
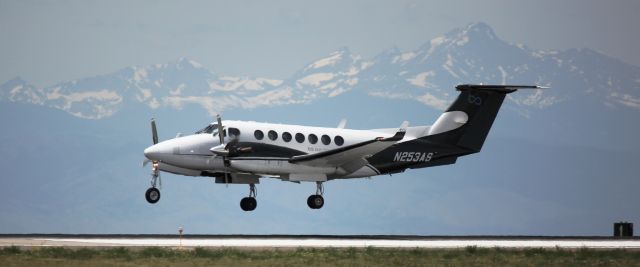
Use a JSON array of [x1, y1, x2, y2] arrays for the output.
[[367, 84, 546, 174], [425, 84, 546, 153]]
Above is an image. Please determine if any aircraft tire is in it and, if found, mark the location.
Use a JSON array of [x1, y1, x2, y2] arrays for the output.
[[307, 195, 324, 209], [240, 197, 257, 211], [307, 195, 313, 208], [145, 187, 160, 204]]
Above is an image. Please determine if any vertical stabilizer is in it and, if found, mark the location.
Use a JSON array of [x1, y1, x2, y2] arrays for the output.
[[425, 84, 544, 152]]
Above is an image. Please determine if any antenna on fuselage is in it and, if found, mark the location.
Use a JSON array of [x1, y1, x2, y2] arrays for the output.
[[337, 118, 347, 129]]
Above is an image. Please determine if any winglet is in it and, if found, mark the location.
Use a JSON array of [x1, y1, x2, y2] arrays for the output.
[[380, 121, 409, 142]]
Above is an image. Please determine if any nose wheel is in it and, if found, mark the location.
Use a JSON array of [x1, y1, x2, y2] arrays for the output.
[[145, 187, 160, 203], [240, 183, 257, 211], [307, 182, 325, 209]]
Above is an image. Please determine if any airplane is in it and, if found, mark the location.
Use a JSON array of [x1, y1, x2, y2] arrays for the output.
[[142, 84, 546, 211]]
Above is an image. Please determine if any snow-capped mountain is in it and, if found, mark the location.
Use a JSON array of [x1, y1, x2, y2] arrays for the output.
[[287, 47, 362, 98], [0, 58, 285, 119], [2, 22, 640, 119], [357, 22, 640, 112]]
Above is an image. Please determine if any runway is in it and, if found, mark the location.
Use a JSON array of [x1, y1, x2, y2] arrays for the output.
[[2, 235, 640, 249]]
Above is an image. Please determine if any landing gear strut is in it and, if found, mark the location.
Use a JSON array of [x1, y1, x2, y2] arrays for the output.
[[145, 162, 161, 204], [240, 183, 257, 211], [307, 182, 324, 209]]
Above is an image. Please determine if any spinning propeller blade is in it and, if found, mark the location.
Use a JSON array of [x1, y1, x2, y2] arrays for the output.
[[216, 114, 224, 145], [151, 118, 158, 145], [215, 114, 230, 187], [146, 118, 161, 189]]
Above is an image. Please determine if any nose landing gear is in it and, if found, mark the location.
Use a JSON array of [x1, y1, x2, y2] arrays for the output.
[[307, 182, 324, 209], [240, 183, 257, 211], [145, 162, 161, 204]]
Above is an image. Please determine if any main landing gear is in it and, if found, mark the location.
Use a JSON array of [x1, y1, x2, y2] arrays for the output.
[[307, 182, 324, 209], [145, 162, 161, 204], [240, 183, 257, 211]]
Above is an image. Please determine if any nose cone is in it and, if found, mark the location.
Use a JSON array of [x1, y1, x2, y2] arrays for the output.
[[144, 144, 165, 161], [144, 145, 156, 160]]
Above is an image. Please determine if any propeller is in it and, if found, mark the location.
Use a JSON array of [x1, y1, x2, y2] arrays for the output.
[[213, 114, 230, 186], [216, 114, 224, 146], [143, 118, 159, 167], [209, 114, 254, 186], [145, 118, 161, 189], [151, 118, 158, 145]]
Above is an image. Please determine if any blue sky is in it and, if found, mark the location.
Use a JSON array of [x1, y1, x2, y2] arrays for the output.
[[1, 0, 639, 86]]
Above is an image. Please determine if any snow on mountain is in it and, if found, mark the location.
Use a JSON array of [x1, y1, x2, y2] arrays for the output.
[[356, 22, 640, 113], [1, 58, 284, 118], [288, 47, 361, 98], [0, 77, 45, 105], [2, 23, 640, 119]]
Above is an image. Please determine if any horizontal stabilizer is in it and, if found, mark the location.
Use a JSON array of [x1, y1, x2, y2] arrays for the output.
[[455, 84, 548, 94]]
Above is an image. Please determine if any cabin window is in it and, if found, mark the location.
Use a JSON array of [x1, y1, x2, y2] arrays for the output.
[[282, 132, 292, 142], [295, 133, 305, 143], [228, 127, 241, 138], [334, 135, 344, 146], [321, 134, 331, 145], [308, 134, 318, 144], [254, 130, 264, 140], [268, 130, 278, 141]]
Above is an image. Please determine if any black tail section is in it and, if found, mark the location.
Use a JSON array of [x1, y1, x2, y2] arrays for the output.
[[426, 84, 539, 153], [368, 84, 543, 174]]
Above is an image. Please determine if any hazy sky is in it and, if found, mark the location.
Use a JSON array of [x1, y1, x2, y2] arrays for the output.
[[1, 0, 639, 86], [2, 0, 640, 235]]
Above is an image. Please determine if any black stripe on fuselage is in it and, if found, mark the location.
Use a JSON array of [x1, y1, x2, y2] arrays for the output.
[[237, 142, 307, 158], [366, 133, 472, 175], [289, 139, 377, 163], [228, 157, 290, 161]]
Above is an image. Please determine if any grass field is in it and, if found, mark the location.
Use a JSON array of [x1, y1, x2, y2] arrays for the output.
[[2, 245, 640, 266]]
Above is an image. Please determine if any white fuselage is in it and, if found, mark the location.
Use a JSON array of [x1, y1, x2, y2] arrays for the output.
[[144, 120, 432, 181]]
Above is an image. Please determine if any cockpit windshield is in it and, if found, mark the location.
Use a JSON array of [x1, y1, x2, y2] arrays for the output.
[[195, 124, 218, 134]]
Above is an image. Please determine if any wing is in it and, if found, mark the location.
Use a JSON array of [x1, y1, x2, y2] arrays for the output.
[[289, 123, 408, 174]]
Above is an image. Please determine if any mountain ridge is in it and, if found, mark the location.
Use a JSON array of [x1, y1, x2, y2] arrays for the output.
[[1, 22, 639, 119]]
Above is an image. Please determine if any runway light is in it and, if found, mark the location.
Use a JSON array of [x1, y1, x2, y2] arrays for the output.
[[178, 227, 184, 248]]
